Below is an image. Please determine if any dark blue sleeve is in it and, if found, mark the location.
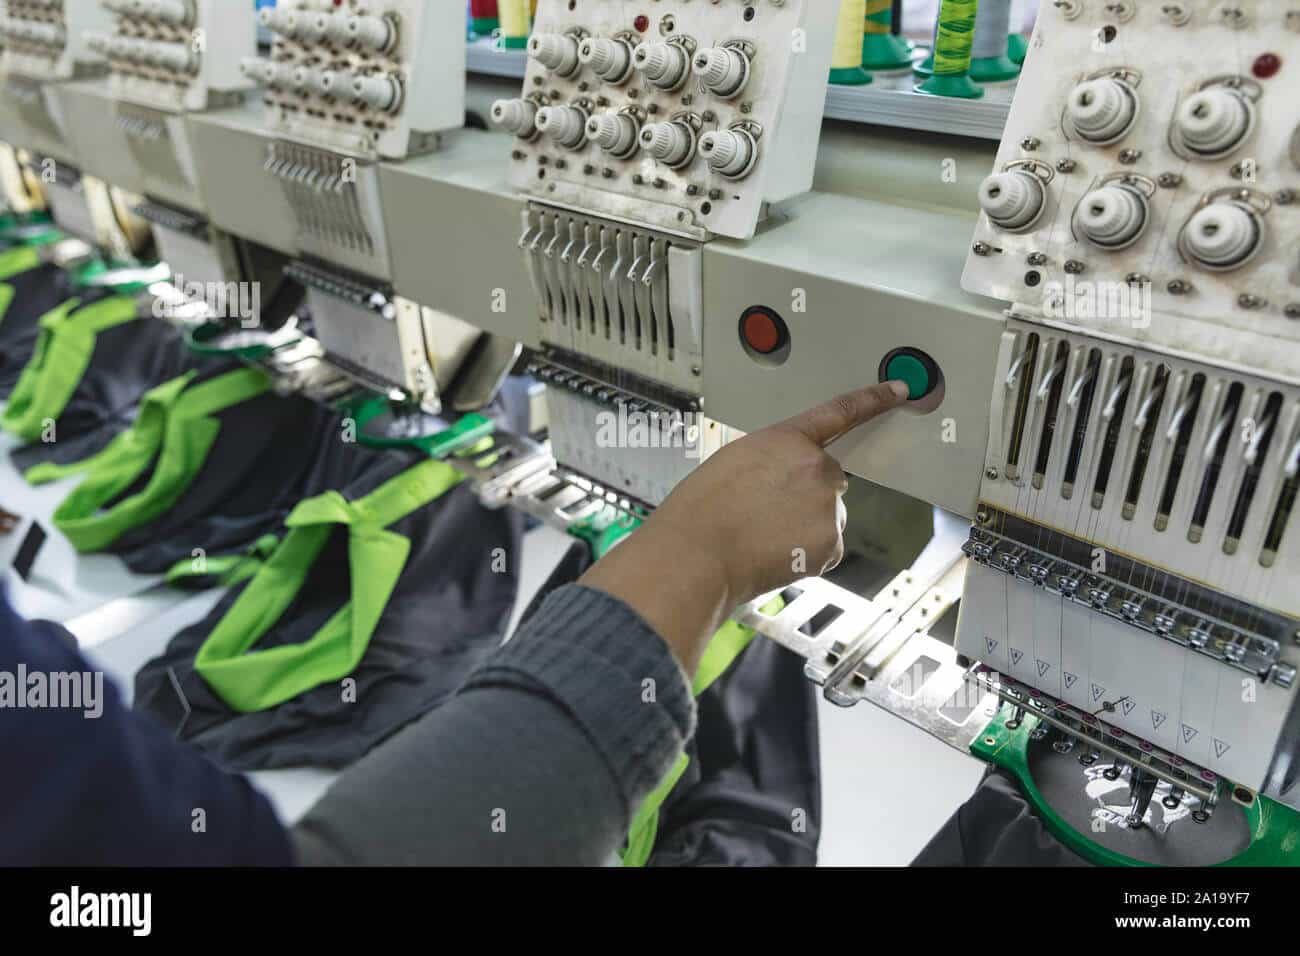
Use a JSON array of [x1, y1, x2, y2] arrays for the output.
[[0, 592, 294, 866]]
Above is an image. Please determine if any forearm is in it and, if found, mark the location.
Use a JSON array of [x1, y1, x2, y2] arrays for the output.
[[580, 521, 736, 678], [292, 585, 696, 865]]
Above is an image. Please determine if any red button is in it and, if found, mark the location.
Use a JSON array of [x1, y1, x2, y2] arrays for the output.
[[1253, 53, 1281, 79], [742, 311, 782, 354]]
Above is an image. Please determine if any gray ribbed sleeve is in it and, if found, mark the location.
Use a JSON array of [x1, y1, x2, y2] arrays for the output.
[[291, 585, 697, 865]]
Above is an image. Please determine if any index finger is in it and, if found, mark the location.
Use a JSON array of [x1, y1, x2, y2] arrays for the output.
[[781, 381, 911, 447]]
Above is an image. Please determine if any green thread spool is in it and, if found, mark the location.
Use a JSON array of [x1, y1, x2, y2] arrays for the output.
[[862, 0, 912, 70], [916, 0, 984, 99], [830, 0, 872, 84], [1008, 33, 1028, 64], [1007, 0, 1028, 63]]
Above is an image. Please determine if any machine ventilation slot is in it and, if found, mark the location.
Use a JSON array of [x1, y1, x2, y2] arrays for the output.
[[1224, 392, 1283, 555], [1091, 356, 1135, 510], [1260, 422, 1300, 568], [1032, 340, 1070, 489], [1003, 333, 1040, 482], [1061, 348, 1101, 500], [799, 604, 844, 637], [1122, 364, 1170, 519], [1155, 373, 1205, 531], [1188, 382, 1244, 543]]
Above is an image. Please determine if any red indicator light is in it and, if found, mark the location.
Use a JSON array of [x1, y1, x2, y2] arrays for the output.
[[742, 311, 782, 354], [1253, 53, 1281, 78], [634, 15, 650, 32]]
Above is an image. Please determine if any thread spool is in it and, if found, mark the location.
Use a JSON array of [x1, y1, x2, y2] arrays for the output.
[[970, 0, 1021, 82], [916, 0, 983, 99], [913, 14, 941, 78], [830, 0, 872, 85], [498, 0, 529, 50], [862, 0, 912, 71], [470, 0, 499, 39], [1008, 0, 1029, 63]]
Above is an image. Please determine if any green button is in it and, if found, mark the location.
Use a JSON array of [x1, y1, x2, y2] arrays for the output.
[[885, 354, 930, 401]]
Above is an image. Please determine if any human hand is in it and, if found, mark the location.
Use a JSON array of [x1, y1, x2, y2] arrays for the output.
[[649, 380, 911, 605], [581, 380, 910, 675]]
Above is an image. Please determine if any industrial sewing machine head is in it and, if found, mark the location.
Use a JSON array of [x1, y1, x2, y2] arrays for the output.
[[716, 0, 1300, 865], [480, 0, 839, 517], [191, 0, 517, 425], [61, 0, 284, 327], [0, 0, 156, 273], [951, 0, 1300, 860]]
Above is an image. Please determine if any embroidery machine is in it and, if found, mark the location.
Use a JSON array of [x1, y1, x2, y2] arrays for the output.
[[3, 0, 1298, 865]]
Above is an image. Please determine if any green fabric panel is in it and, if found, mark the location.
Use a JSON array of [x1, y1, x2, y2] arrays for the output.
[[0, 295, 139, 441], [46, 367, 272, 552], [622, 751, 691, 868], [163, 533, 282, 588], [193, 458, 464, 713], [620, 596, 786, 867], [0, 245, 39, 283]]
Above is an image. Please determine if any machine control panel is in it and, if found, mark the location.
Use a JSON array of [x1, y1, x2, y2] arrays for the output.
[[495, 0, 837, 240], [240, 0, 465, 159], [0, 0, 111, 81], [963, 0, 1300, 383], [85, 0, 255, 112]]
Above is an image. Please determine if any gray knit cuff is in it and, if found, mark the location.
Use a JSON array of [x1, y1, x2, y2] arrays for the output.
[[461, 584, 696, 816]]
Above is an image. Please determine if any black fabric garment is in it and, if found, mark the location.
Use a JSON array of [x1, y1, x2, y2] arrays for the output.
[[648, 638, 822, 867], [100, 361, 395, 575], [10, 292, 193, 474], [520, 540, 823, 866], [912, 769, 1088, 866], [133, 452, 526, 771], [0, 261, 74, 397]]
